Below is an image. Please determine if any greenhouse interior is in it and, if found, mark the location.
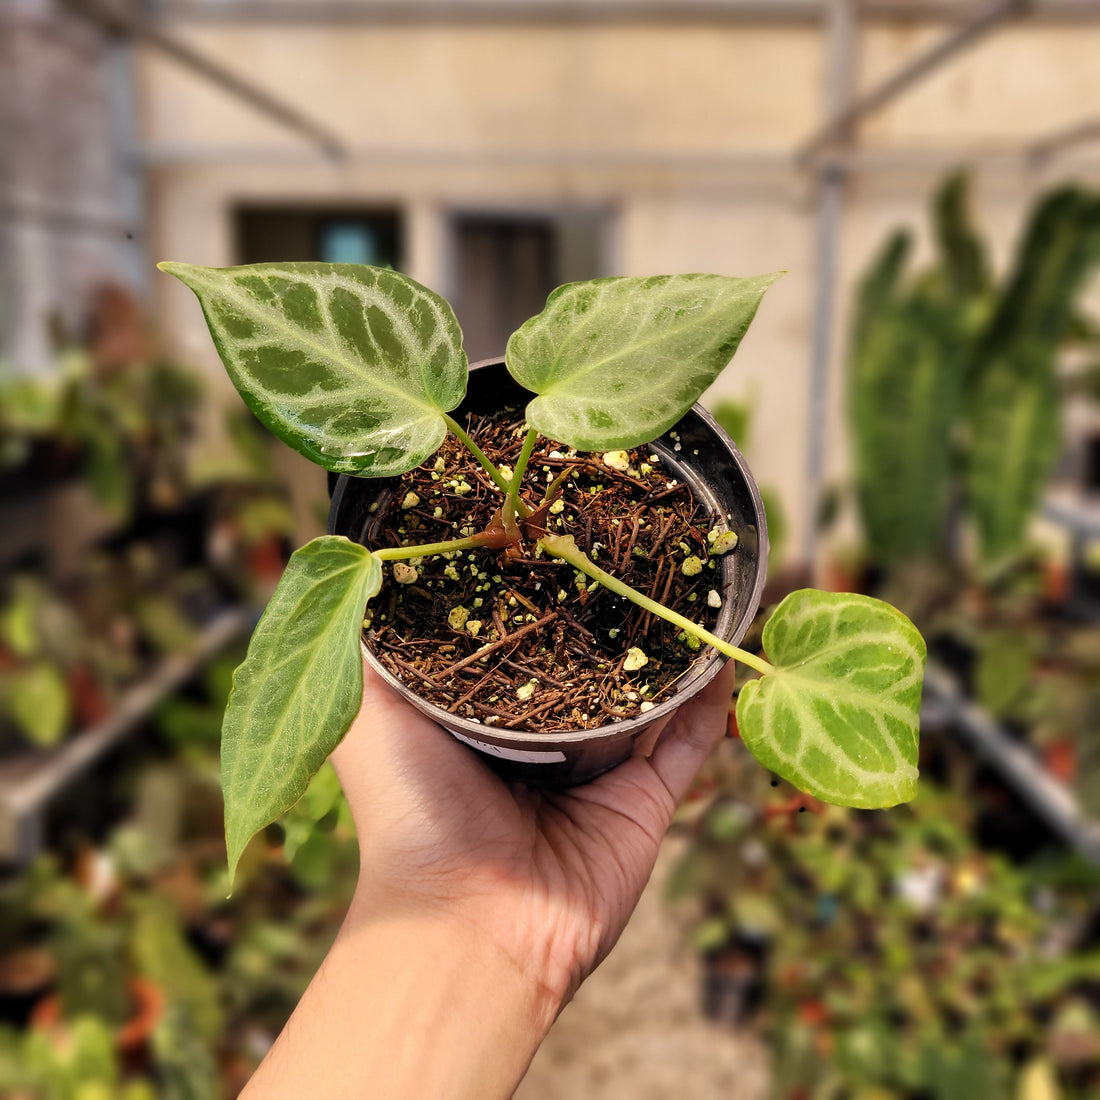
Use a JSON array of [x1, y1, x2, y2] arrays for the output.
[[4, 1, 1100, 1096]]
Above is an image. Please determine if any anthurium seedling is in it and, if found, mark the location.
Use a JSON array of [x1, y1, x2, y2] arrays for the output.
[[160, 261, 926, 879]]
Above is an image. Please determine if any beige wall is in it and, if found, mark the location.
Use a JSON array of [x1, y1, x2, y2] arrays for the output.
[[142, 16, 1100, 565]]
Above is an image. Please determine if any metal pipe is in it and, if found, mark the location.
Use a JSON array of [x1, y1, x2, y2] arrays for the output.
[[151, 0, 828, 22], [795, 0, 1028, 167], [60, 0, 349, 162], [803, 164, 846, 569], [146, 0, 1096, 26], [105, 39, 149, 290], [801, 0, 854, 571], [129, 140, 1100, 175], [1029, 116, 1100, 165], [924, 664, 1100, 866]]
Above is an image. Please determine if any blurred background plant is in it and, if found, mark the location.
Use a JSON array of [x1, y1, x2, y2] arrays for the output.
[[7, 3, 1100, 1094], [669, 743, 1100, 1100], [0, 636, 358, 1096], [848, 172, 1100, 599]]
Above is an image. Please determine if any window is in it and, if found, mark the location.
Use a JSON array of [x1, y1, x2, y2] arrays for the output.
[[235, 206, 402, 268]]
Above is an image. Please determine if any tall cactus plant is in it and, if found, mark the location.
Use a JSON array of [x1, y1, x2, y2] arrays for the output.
[[849, 172, 1100, 573]]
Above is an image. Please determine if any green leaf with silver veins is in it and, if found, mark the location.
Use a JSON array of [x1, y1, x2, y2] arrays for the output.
[[736, 590, 925, 809], [221, 536, 382, 881], [159, 262, 467, 476], [505, 272, 782, 451]]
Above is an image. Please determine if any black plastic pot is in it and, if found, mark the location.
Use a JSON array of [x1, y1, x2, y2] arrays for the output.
[[329, 357, 769, 787]]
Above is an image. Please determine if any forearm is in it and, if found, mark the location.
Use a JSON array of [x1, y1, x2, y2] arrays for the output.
[[241, 886, 562, 1099]]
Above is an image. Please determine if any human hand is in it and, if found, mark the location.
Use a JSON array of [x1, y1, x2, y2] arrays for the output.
[[245, 658, 736, 1099], [332, 657, 739, 1006]]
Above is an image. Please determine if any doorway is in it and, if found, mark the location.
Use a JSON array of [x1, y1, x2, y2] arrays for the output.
[[450, 210, 608, 362]]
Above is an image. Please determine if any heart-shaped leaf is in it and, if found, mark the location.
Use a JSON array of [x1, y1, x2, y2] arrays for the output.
[[736, 590, 925, 809], [159, 262, 467, 476], [221, 535, 381, 880], [505, 272, 781, 450]]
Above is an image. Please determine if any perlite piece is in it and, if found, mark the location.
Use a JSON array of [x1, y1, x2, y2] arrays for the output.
[[623, 646, 649, 671], [516, 678, 538, 701], [707, 590, 723, 609], [602, 450, 631, 471], [681, 555, 703, 576], [707, 528, 739, 555], [448, 606, 470, 630], [392, 563, 418, 584], [401, 491, 420, 510]]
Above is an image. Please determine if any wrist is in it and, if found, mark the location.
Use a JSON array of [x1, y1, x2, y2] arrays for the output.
[[353, 858, 600, 1015], [245, 882, 562, 1099], [347, 880, 569, 1024]]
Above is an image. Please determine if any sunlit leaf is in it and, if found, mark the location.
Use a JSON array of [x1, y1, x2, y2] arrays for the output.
[[159, 262, 467, 476], [933, 170, 990, 300], [1015, 1058, 1061, 1100], [736, 590, 925, 809], [850, 292, 964, 563], [983, 187, 1100, 356], [506, 272, 781, 450], [221, 536, 381, 880], [967, 354, 1061, 567], [6, 662, 70, 747], [850, 228, 911, 351]]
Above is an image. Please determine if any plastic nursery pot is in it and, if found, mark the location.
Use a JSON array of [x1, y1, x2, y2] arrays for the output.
[[329, 357, 769, 787]]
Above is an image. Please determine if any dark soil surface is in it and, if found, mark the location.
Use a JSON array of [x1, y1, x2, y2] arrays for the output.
[[363, 410, 734, 733]]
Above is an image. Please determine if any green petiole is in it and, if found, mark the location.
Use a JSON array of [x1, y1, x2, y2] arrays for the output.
[[372, 534, 499, 561], [443, 413, 530, 517], [503, 427, 539, 535], [539, 532, 775, 679]]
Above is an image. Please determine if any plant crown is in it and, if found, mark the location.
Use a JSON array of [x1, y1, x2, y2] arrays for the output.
[[160, 261, 926, 880]]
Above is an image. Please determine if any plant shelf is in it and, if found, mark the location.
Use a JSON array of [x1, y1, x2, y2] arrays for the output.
[[1043, 487, 1100, 617], [0, 607, 251, 865], [922, 660, 1100, 866]]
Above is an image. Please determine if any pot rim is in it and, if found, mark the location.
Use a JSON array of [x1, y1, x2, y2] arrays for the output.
[[330, 355, 769, 749]]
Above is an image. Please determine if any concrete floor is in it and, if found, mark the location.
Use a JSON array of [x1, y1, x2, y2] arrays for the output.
[[514, 841, 769, 1100]]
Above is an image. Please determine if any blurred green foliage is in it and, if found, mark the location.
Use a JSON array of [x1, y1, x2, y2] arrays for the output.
[[709, 395, 790, 570], [0, 656, 359, 1096], [850, 173, 1100, 573], [0, 347, 202, 522], [670, 750, 1100, 1099]]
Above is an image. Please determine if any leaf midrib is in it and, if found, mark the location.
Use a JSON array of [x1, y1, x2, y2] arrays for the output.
[[536, 303, 726, 395], [226, 552, 372, 849], [767, 635, 922, 724]]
